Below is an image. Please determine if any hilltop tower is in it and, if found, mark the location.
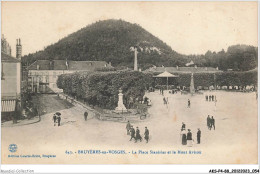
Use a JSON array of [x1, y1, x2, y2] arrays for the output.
[[16, 38, 22, 59]]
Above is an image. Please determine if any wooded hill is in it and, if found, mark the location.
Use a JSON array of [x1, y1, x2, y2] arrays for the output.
[[22, 19, 257, 71]]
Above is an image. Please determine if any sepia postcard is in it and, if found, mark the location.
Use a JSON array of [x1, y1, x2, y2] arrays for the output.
[[1, 1, 258, 168]]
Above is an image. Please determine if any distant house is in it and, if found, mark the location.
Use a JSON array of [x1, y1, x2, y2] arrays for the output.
[[1, 53, 21, 120], [144, 65, 222, 74], [27, 60, 113, 93]]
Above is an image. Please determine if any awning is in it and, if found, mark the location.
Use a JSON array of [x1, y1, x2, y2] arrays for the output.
[[153, 71, 179, 90], [154, 71, 178, 78], [1, 100, 16, 112]]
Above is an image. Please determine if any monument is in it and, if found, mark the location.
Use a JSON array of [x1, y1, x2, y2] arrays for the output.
[[190, 73, 195, 95], [134, 46, 138, 71], [115, 88, 128, 113]]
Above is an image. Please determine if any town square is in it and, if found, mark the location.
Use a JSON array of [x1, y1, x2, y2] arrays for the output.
[[1, 1, 258, 166]]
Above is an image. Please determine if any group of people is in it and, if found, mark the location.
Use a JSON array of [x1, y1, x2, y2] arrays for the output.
[[126, 121, 149, 143], [180, 123, 201, 146], [205, 95, 216, 102], [52, 113, 61, 126], [159, 87, 164, 95], [207, 115, 215, 130]]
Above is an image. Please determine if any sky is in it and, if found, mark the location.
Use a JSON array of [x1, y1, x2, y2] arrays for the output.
[[1, 1, 258, 57]]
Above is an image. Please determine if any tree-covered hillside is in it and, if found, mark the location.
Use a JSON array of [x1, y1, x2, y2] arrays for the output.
[[22, 19, 257, 71], [189, 45, 257, 71], [22, 19, 188, 69]]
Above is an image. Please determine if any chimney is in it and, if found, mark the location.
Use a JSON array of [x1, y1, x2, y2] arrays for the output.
[[195, 65, 197, 69], [205, 67, 208, 71], [16, 38, 22, 59], [176, 65, 179, 70], [134, 46, 138, 71], [37, 64, 40, 70], [216, 67, 219, 70], [105, 64, 107, 67], [108, 62, 111, 66]]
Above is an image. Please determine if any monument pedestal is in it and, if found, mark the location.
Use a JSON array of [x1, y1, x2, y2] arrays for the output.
[[114, 89, 128, 113]]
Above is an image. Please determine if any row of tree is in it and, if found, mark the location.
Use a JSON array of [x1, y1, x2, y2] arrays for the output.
[[152, 70, 257, 88], [188, 45, 257, 71], [57, 70, 153, 109]]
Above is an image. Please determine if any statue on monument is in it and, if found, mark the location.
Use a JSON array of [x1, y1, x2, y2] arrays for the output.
[[115, 88, 128, 113]]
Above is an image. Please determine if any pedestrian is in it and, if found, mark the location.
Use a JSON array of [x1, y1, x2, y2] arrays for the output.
[[57, 115, 61, 127], [187, 99, 191, 108], [209, 95, 212, 102], [207, 115, 211, 130], [53, 114, 57, 126], [126, 120, 131, 135], [211, 116, 215, 130], [84, 111, 88, 121], [187, 129, 193, 147], [135, 127, 142, 143], [197, 128, 201, 144], [212, 95, 214, 101], [163, 97, 167, 105], [129, 126, 135, 141], [181, 122, 186, 130], [180, 128, 187, 145], [206, 95, 208, 101], [144, 127, 149, 143]]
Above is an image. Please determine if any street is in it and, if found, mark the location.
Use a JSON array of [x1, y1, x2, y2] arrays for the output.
[[1, 91, 258, 164]]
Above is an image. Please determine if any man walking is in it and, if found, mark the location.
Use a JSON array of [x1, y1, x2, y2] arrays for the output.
[[144, 127, 149, 143], [207, 115, 211, 130], [126, 121, 131, 135], [197, 128, 201, 144], [211, 116, 215, 130], [129, 126, 135, 141], [84, 111, 88, 121], [206, 95, 208, 101], [187, 129, 193, 147], [188, 99, 191, 108], [180, 128, 187, 145], [53, 114, 57, 126], [163, 97, 167, 105], [135, 127, 142, 143], [57, 115, 61, 127]]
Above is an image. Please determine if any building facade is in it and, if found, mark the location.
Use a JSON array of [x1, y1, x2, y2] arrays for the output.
[[1, 53, 21, 121], [1, 37, 23, 121], [27, 60, 113, 93]]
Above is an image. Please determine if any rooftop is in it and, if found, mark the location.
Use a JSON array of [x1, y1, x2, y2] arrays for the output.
[[145, 66, 222, 74], [27, 60, 113, 71], [1, 52, 20, 63]]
